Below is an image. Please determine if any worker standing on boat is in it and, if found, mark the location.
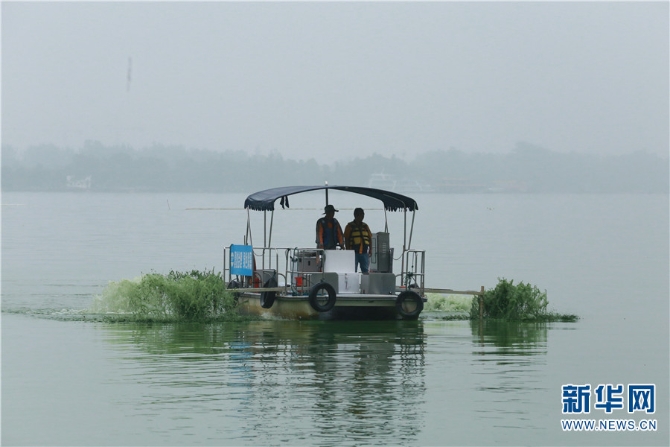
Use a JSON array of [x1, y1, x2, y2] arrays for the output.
[[344, 208, 373, 273], [316, 204, 344, 250]]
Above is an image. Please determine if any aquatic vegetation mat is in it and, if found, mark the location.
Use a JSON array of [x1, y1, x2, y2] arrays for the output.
[[470, 278, 578, 322], [91, 269, 244, 322], [423, 294, 471, 320]]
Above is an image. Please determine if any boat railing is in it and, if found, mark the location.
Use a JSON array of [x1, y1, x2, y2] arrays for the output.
[[225, 245, 426, 296], [286, 247, 326, 295], [400, 249, 426, 295], [224, 245, 287, 289], [253, 246, 283, 275], [224, 246, 323, 292]]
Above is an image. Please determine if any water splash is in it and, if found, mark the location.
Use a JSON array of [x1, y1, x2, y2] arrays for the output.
[[90, 270, 242, 322], [422, 293, 472, 320], [90, 276, 141, 315], [424, 293, 472, 313]]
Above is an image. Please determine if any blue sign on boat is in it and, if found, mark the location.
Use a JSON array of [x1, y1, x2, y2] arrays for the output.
[[230, 244, 254, 276]]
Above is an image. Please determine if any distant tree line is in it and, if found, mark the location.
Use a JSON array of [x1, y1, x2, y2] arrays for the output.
[[1, 140, 668, 193]]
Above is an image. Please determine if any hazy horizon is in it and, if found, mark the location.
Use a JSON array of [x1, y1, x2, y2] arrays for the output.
[[2, 2, 668, 161]]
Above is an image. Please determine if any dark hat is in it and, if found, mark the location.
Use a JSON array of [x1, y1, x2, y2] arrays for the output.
[[323, 204, 338, 214]]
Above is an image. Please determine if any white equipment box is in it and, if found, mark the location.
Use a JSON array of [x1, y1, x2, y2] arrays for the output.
[[323, 250, 355, 273]]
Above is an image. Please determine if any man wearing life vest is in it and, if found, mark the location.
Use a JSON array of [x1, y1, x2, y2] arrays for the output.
[[316, 204, 344, 250], [344, 208, 373, 273]]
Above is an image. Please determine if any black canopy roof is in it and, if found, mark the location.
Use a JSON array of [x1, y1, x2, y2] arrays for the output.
[[244, 185, 419, 212]]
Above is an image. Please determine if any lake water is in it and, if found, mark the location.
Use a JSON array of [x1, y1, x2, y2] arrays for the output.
[[2, 191, 668, 446]]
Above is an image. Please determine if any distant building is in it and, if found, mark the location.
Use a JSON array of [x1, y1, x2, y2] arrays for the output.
[[367, 172, 397, 191], [66, 175, 92, 190], [395, 178, 435, 193]]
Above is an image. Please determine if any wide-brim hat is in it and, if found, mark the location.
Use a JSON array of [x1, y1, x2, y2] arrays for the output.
[[323, 204, 338, 214]]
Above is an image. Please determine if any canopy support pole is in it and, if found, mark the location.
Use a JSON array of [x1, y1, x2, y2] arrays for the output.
[[384, 208, 389, 233], [245, 208, 253, 247], [402, 208, 407, 281], [325, 181, 329, 206], [268, 210, 274, 248], [263, 210, 267, 248], [408, 209, 416, 250]]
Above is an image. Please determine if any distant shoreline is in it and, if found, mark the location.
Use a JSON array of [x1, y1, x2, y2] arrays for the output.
[[2, 143, 668, 194]]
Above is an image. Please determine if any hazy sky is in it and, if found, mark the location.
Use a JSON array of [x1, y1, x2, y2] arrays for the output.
[[2, 1, 668, 160]]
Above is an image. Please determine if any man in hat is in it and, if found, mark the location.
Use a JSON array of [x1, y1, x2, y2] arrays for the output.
[[316, 204, 344, 249]]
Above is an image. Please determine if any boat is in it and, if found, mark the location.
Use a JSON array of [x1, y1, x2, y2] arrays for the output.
[[223, 184, 428, 320]]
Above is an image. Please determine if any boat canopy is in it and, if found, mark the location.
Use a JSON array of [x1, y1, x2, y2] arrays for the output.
[[244, 185, 419, 212]]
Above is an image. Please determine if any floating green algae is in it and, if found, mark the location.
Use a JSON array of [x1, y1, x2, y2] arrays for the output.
[[423, 294, 471, 320], [91, 269, 243, 322], [469, 278, 578, 322], [424, 294, 472, 313]]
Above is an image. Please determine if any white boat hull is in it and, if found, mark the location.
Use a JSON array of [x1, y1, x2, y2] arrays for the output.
[[237, 292, 423, 320]]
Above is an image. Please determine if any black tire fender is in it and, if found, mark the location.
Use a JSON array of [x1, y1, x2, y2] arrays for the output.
[[260, 276, 278, 309], [395, 290, 423, 319], [308, 282, 337, 312]]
